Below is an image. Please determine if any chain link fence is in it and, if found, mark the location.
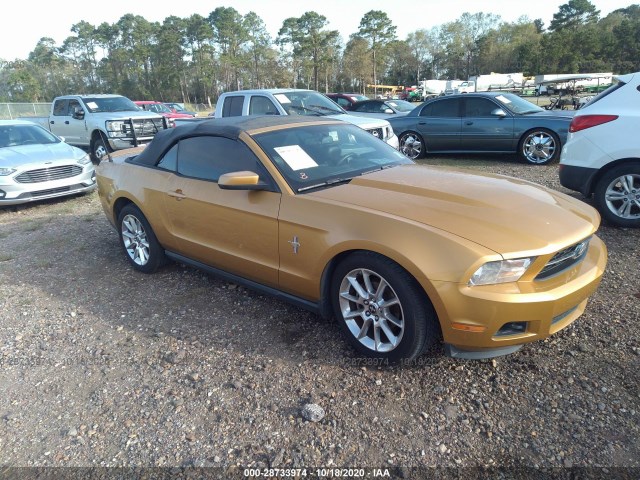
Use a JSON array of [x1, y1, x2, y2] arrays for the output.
[[0, 103, 52, 120]]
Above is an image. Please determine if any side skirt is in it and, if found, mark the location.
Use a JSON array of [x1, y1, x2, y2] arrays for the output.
[[164, 251, 321, 316]]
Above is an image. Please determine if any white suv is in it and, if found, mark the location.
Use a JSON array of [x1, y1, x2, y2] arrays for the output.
[[559, 72, 640, 227]]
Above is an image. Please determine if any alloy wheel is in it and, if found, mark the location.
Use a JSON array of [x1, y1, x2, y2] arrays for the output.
[[604, 173, 640, 221], [338, 268, 405, 353], [121, 214, 150, 266]]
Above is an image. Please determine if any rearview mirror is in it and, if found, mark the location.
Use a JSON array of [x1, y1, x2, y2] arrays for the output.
[[218, 171, 267, 190], [72, 106, 85, 120]]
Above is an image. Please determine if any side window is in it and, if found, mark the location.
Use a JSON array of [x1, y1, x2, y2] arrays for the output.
[[53, 99, 69, 116], [221, 96, 244, 117], [249, 96, 279, 115], [464, 98, 499, 117], [429, 99, 460, 117], [419, 103, 433, 117], [176, 136, 272, 186], [157, 144, 178, 171], [68, 99, 82, 115], [335, 98, 350, 108]]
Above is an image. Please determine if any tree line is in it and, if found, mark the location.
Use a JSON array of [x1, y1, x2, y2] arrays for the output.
[[0, 0, 638, 105]]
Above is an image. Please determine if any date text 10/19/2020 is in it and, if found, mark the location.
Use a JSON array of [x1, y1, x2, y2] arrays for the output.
[[243, 468, 392, 477]]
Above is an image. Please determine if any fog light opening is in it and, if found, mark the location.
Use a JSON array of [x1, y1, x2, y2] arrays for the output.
[[495, 321, 528, 336]]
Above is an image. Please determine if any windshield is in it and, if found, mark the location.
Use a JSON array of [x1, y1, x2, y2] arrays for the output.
[[0, 124, 60, 148], [151, 103, 172, 113], [493, 93, 544, 114], [273, 91, 347, 116], [348, 95, 368, 102], [386, 100, 415, 112], [253, 123, 410, 193], [82, 96, 139, 113]]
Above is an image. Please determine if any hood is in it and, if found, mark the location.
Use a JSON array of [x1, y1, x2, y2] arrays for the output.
[[326, 113, 390, 129], [0, 142, 88, 168], [309, 164, 599, 256], [90, 110, 164, 121]]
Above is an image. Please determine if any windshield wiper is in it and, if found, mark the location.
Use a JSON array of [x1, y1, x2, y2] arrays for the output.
[[287, 105, 322, 116], [309, 105, 344, 115], [297, 177, 353, 192]]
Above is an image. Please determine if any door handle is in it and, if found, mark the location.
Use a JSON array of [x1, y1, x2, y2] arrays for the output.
[[167, 189, 186, 200], [418, 122, 427, 125], [50, 120, 55, 124], [65, 121, 70, 124], [465, 121, 474, 125]]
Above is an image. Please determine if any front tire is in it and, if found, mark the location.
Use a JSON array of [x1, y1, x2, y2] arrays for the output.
[[594, 164, 640, 228], [117, 204, 166, 273], [518, 128, 560, 165], [91, 137, 112, 164], [331, 252, 439, 363], [399, 131, 425, 160]]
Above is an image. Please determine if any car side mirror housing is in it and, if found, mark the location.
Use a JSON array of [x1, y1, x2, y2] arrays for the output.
[[491, 108, 507, 117], [72, 107, 85, 120], [384, 108, 394, 114], [218, 171, 267, 190]]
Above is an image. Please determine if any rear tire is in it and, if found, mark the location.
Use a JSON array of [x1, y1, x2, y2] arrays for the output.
[[117, 204, 166, 273], [331, 251, 439, 364], [594, 164, 640, 228]]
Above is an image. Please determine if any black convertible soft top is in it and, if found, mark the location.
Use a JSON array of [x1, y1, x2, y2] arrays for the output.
[[129, 115, 341, 166]]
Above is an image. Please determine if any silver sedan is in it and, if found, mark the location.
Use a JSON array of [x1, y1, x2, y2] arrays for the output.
[[0, 120, 96, 205]]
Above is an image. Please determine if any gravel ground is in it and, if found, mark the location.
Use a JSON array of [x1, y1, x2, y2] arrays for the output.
[[0, 155, 638, 477]]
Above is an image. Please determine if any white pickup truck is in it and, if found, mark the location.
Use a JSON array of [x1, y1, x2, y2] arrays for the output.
[[24, 94, 170, 163], [212, 89, 399, 149]]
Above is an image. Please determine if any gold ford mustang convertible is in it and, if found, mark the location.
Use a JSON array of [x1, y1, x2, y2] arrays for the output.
[[97, 116, 607, 362]]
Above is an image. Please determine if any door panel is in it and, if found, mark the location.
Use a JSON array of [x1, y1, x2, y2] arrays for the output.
[[417, 98, 461, 151], [163, 176, 281, 287], [460, 97, 514, 152]]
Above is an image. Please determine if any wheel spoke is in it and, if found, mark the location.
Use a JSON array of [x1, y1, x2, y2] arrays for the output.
[[383, 311, 403, 328], [357, 318, 372, 340], [347, 274, 369, 301], [617, 201, 632, 217], [379, 320, 399, 347], [606, 190, 626, 201], [621, 175, 634, 193], [374, 278, 389, 302], [373, 323, 382, 351], [362, 270, 375, 296]]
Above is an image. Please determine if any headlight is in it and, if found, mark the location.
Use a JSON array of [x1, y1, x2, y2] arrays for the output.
[[105, 121, 127, 137], [0, 167, 16, 176], [385, 125, 394, 139], [77, 153, 92, 165], [469, 257, 534, 286]]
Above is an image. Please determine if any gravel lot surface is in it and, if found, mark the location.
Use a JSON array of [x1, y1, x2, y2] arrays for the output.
[[0, 155, 638, 476]]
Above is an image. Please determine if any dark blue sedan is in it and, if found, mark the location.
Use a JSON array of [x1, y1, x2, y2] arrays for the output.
[[388, 92, 574, 165]]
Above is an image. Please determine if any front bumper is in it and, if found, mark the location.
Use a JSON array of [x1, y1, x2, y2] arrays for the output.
[[108, 137, 155, 151], [386, 134, 399, 150], [0, 166, 96, 206], [435, 235, 607, 358]]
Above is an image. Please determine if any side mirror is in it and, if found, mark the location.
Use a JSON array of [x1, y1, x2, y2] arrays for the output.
[[491, 108, 507, 117], [218, 171, 267, 190], [72, 106, 85, 120], [384, 108, 394, 114]]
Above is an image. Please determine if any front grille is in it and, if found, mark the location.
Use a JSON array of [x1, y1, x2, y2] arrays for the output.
[[366, 127, 384, 139], [127, 118, 165, 136], [31, 186, 70, 197], [536, 238, 591, 280], [15, 165, 83, 184]]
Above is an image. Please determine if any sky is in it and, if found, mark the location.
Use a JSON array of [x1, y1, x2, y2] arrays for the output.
[[0, 0, 635, 61]]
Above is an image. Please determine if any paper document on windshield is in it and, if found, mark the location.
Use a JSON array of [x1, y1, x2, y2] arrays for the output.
[[274, 145, 318, 171], [495, 95, 511, 104]]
